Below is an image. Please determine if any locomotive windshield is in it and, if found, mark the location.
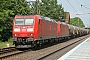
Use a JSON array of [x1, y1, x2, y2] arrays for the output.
[[25, 18, 34, 25], [15, 18, 24, 25], [15, 18, 34, 25]]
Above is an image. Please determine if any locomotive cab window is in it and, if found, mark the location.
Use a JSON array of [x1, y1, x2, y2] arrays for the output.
[[15, 18, 24, 25], [25, 18, 34, 26], [15, 18, 34, 26]]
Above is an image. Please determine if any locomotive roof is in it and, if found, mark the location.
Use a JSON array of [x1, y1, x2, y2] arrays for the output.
[[61, 22, 68, 25], [40, 15, 56, 22], [15, 15, 56, 22]]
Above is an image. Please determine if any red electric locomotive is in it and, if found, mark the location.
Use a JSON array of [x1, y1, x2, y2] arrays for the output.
[[12, 14, 89, 49], [57, 21, 69, 38], [12, 15, 58, 48]]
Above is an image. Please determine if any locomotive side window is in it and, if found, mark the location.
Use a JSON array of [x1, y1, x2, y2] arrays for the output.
[[25, 18, 34, 25], [15, 18, 24, 25]]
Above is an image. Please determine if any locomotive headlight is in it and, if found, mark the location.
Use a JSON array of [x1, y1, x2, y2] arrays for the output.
[[14, 28, 20, 32], [14, 34, 18, 36], [28, 34, 33, 36], [30, 34, 33, 36], [27, 28, 33, 32]]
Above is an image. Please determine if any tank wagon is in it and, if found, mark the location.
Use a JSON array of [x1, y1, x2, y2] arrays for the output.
[[12, 15, 89, 48]]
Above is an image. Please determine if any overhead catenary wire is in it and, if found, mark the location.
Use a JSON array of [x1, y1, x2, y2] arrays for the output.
[[76, 0, 85, 14], [76, 0, 90, 15], [66, 0, 86, 23], [67, 0, 77, 12], [81, 4, 90, 11], [75, 0, 89, 23]]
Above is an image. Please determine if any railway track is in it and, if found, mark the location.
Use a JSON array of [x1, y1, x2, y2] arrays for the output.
[[0, 48, 32, 60], [0, 47, 19, 60], [0, 35, 89, 60], [37, 35, 89, 60], [0, 47, 16, 55]]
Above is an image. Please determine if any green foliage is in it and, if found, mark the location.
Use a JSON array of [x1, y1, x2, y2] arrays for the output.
[[70, 17, 85, 27], [0, 0, 32, 41], [0, 0, 66, 42], [32, 0, 65, 21], [0, 40, 13, 48]]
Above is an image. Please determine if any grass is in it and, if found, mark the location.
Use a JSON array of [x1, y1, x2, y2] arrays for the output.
[[0, 38, 14, 48]]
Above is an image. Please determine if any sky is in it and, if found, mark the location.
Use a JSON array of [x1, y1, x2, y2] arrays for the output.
[[27, 0, 90, 27], [57, 0, 90, 27]]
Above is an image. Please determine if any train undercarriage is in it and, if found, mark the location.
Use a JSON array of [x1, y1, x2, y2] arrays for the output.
[[12, 36, 73, 49], [12, 32, 87, 49]]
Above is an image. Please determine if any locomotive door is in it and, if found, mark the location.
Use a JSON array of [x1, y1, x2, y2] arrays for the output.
[[38, 19, 42, 39]]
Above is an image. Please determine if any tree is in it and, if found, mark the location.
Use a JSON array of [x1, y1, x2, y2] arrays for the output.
[[70, 17, 85, 27], [32, 0, 65, 21], [0, 0, 32, 41]]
